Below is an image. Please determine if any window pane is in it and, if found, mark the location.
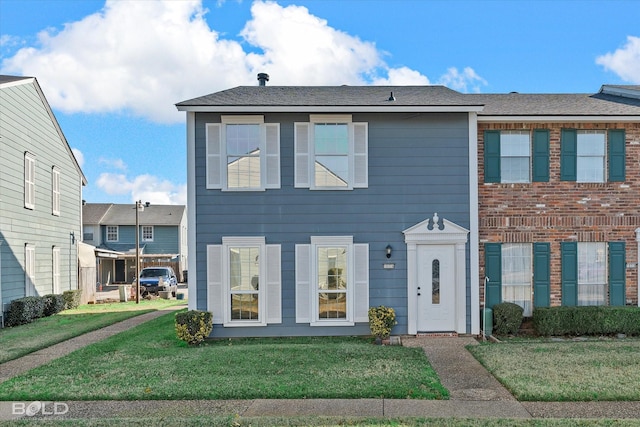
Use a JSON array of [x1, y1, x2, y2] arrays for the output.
[[432, 259, 440, 304], [577, 131, 605, 155], [317, 246, 347, 319], [576, 131, 605, 183], [576, 156, 604, 182], [502, 243, 532, 316], [227, 124, 261, 188], [229, 247, 260, 320], [315, 124, 349, 188], [501, 131, 530, 156], [578, 243, 606, 306], [501, 157, 530, 183]]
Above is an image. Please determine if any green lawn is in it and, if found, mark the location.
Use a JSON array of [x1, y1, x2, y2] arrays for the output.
[[0, 310, 447, 401], [468, 340, 640, 401], [0, 299, 183, 363]]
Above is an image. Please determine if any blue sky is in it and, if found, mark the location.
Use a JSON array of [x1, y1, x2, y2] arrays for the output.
[[1, 0, 638, 205]]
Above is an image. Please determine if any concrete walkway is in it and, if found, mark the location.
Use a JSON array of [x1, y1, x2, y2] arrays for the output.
[[1, 309, 640, 421]]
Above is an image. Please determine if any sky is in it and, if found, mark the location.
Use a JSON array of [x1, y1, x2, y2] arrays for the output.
[[1, 0, 639, 205]]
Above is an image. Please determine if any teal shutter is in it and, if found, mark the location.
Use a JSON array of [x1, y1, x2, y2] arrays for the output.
[[608, 242, 626, 306], [533, 243, 550, 308], [560, 129, 577, 181], [561, 242, 578, 306], [484, 131, 501, 183], [532, 130, 549, 182], [608, 130, 626, 182], [484, 243, 502, 308]]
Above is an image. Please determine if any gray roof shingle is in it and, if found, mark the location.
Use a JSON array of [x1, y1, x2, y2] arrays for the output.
[[83, 203, 185, 226]]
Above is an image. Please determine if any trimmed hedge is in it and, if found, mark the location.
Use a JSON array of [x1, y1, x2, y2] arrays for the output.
[[493, 302, 524, 335], [6, 296, 46, 326], [533, 306, 640, 336], [63, 289, 82, 310], [175, 310, 213, 345], [43, 294, 66, 317]]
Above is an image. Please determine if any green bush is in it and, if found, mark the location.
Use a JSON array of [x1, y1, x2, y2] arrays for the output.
[[533, 306, 640, 336], [6, 296, 46, 326], [43, 294, 66, 317], [62, 289, 82, 310], [175, 310, 213, 345], [493, 302, 524, 336]]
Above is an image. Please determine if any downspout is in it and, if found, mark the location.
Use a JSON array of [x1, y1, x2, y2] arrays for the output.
[[636, 228, 640, 307]]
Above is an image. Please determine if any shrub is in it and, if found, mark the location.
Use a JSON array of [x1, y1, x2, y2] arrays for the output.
[[43, 294, 66, 317], [175, 310, 213, 345], [6, 296, 46, 326], [533, 306, 640, 336], [368, 305, 397, 339], [62, 289, 82, 310], [493, 302, 524, 336]]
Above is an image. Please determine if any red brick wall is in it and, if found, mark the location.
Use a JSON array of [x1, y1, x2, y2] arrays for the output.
[[478, 122, 640, 307]]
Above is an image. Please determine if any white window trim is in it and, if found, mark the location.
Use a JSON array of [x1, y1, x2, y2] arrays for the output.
[[25, 244, 35, 297], [52, 246, 60, 294], [24, 153, 35, 209], [295, 115, 368, 190], [206, 237, 281, 328], [577, 242, 608, 306], [141, 225, 154, 242], [500, 130, 531, 184], [310, 236, 355, 326], [576, 130, 606, 183], [106, 226, 119, 242], [52, 167, 61, 216], [206, 115, 280, 192]]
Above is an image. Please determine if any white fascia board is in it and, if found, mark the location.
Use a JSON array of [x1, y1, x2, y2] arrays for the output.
[[478, 115, 640, 123], [0, 77, 35, 89], [176, 105, 485, 113]]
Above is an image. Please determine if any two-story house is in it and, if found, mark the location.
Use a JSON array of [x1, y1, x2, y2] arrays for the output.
[[1, 75, 86, 324], [177, 82, 483, 337], [474, 85, 640, 316], [82, 203, 188, 284], [177, 78, 640, 339]]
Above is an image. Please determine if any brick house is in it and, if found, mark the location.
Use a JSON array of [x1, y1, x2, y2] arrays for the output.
[[474, 85, 640, 315]]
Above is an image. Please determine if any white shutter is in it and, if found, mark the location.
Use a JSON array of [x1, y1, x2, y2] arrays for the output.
[[265, 244, 282, 324], [207, 245, 224, 324], [24, 154, 35, 209], [52, 247, 60, 294], [206, 124, 223, 189], [52, 168, 60, 215], [352, 123, 368, 188], [264, 123, 280, 189], [294, 123, 310, 188], [295, 244, 311, 323], [353, 243, 369, 322]]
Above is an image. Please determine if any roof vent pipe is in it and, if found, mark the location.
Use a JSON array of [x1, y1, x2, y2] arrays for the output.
[[257, 73, 269, 86], [388, 91, 395, 101]]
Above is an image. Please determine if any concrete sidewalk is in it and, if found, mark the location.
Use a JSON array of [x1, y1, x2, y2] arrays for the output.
[[1, 308, 640, 421]]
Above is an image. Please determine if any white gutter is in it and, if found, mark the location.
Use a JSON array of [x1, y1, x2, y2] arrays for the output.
[[177, 105, 485, 113], [478, 115, 640, 123]]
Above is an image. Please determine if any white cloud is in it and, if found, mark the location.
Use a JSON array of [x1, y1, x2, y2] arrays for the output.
[[0, 0, 474, 124], [96, 172, 186, 205], [71, 147, 84, 168], [596, 36, 640, 84], [99, 157, 127, 171], [437, 67, 487, 93]]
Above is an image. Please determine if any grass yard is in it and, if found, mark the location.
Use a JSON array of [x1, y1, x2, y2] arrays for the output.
[[0, 299, 183, 364], [468, 340, 640, 401], [0, 310, 447, 401]]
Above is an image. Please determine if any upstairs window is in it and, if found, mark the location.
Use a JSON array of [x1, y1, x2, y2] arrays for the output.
[[52, 167, 61, 216], [295, 115, 368, 190], [484, 130, 549, 183], [24, 153, 36, 209], [206, 116, 280, 191], [142, 225, 154, 242], [106, 226, 119, 242], [561, 129, 625, 182]]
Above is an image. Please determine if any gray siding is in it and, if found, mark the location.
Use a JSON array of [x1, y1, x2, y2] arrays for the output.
[[194, 112, 471, 337], [1, 80, 83, 311]]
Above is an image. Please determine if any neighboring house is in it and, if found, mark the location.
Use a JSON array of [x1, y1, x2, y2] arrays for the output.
[[0, 75, 86, 322], [177, 81, 483, 337], [82, 203, 188, 284], [474, 85, 640, 316], [177, 78, 640, 339]]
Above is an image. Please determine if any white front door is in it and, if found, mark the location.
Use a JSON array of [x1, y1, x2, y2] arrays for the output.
[[416, 244, 456, 332]]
